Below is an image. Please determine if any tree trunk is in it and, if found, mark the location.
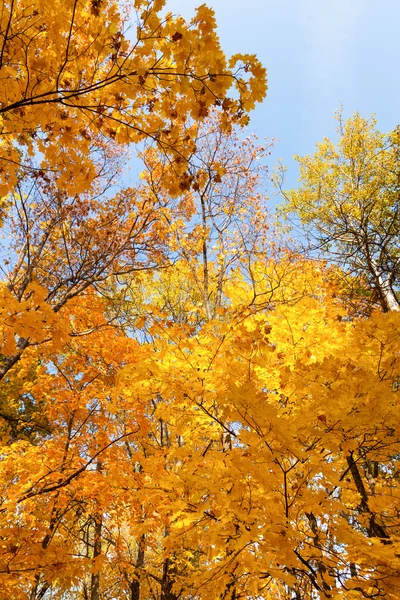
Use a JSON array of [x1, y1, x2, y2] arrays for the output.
[[369, 257, 399, 312], [130, 533, 145, 600], [161, 557, 179, 600], [346, 453, 389, 539], [90, 461, 103, 600]]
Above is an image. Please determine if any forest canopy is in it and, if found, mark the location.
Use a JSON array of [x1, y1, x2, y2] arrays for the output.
[[0, 1, 399, 599]]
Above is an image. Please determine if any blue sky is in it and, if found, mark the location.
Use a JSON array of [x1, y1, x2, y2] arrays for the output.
[[165, 0, 400, 189]]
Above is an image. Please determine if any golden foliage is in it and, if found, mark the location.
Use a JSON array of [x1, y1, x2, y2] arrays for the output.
[[0, 4, 399, 598]]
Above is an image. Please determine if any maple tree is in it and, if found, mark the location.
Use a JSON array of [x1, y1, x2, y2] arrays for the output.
[[0, 0, 266, 198]]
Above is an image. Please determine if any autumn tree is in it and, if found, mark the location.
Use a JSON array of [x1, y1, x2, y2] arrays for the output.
[[0, 0, 267, 199], [278, 111, 400, 312]]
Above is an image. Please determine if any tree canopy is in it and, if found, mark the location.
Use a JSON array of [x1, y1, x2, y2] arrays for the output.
[[280, 111, 400, 313], [1, 2, 400, 600]]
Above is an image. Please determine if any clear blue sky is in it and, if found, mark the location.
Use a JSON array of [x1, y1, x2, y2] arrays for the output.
[[165, 0, 400, 188]]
